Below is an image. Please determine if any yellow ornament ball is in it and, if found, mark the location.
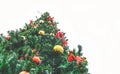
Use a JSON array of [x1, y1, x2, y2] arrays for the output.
[[39, 30, 45, 35], [53, 45, 64, 54]]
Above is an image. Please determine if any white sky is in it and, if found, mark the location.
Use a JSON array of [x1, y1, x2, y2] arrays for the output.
[[0, 0, 120, 74]]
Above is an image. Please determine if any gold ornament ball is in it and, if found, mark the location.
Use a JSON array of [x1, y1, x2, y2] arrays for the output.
[[39, 30, 45, 35], [53, 45, 64, 54]]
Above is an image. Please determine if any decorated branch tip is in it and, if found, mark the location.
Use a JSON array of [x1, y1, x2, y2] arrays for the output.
[[0, 12, 89, 74]]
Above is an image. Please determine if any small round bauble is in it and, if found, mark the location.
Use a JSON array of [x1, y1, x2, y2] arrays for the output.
[[19, 71, 30, 74], [39, 20, 44, 24], [53, 45, 64, 54], [21, 36, 26, 40], [38, 30, 45, 35], [32, 56, 41, 65], [6, 35, 11, 40]]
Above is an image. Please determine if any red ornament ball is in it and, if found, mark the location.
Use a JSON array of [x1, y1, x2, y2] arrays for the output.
[[32, 56, 41, 65], [6, 35, 11, 40]]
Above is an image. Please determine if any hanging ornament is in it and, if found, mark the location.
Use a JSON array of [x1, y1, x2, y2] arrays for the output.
[[38, 30, 45, 35], [19, 71, 30, 74], [6, 35, 11, 40], [50, 33, 55, 36], [32, 56, 41, 65], [21, 36, 26, 40], [32, 49, 37, 53], [33, 24, 38, 29], [55, 31, 64, 39], [48, 21, 52, 24], [49, 17, 54, 21], [39, 20, 44, 24], [53, 45, 64, 54], [68, 53, 76, 62]]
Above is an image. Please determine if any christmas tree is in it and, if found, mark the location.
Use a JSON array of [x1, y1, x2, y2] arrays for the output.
[[0, 12, 89, 74]]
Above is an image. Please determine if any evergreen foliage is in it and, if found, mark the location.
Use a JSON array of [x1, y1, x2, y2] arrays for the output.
[[0, 12, 89, 74]]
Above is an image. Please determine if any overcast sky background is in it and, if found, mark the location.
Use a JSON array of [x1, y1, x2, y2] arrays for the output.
[[0, 0, 120, 74]]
